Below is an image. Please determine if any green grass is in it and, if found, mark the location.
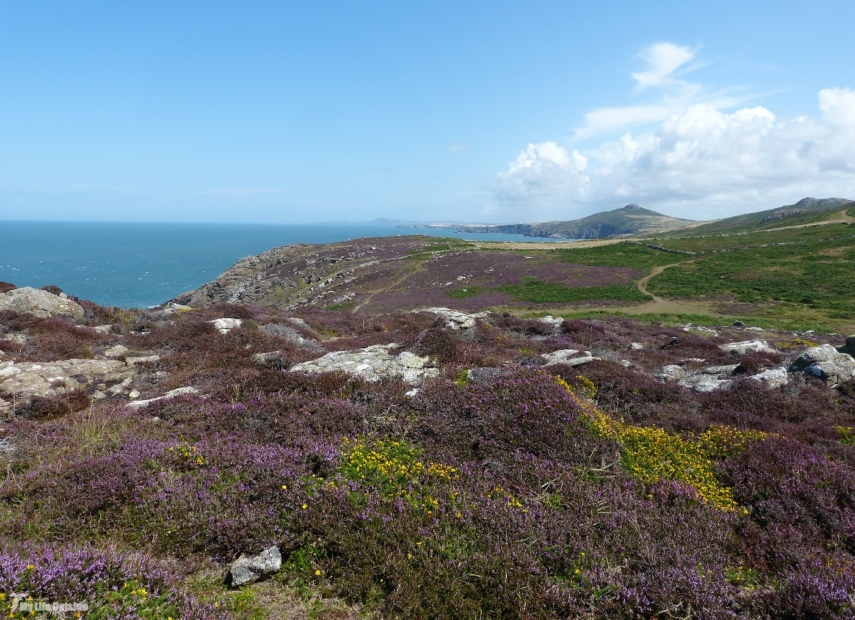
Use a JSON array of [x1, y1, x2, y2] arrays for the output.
[[524, 310, 837, 333], [448, 280, 650, 304], [549, 242, 692, 270], [647, 236, 855, 318]]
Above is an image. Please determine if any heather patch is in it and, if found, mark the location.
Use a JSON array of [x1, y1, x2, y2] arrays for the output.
[[0, 545, 228, 619]]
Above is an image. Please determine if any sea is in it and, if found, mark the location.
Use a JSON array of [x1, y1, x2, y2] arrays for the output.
[[0, 221, 561, 309]]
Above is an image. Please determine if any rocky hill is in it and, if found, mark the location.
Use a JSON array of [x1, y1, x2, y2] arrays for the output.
[[402, 204, 695, 239]]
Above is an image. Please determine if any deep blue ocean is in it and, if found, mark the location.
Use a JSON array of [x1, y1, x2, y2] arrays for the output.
[[0, 221, 559, 308]]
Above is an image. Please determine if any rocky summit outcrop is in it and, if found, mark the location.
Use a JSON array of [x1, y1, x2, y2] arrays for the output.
[[0, 287, 84, 319], [791, 344, 855, 387], [290, 344, 438, 384], [0, 359, 132, 414], [228, 546, 282, 587]]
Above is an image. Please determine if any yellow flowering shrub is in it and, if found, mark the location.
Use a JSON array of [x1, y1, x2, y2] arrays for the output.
[[339, 437, 457, 500], [557, 376, 767, 511]]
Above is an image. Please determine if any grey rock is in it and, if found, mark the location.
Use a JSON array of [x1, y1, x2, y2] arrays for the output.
[[733, 320, 745, 327], [720, 340, 776, 355], [678, 375, 733, 392], [260, 324, 324, 351], [251, 351, 289, 370], [286, 317, 311, 330], [92, 325, 114, 334], [538, 315, 565, 333], [0, 287, 84, 319], [210, 318, 243, 334], [541, 349, 598, 367], [791, 344, 855, 386], [290, 344, 439, 384], [0, 359, 132, 405], [126, 355, 160, 367], [655, 365, 686, 383], [695, 364, 740, 377], [750, 367, 789, 389], [228, 546, 282, 587], [628, 342, 644, 350], [417, 307, 488, 330], [104, 345, 129, 359], [125, 386, 201, 410]]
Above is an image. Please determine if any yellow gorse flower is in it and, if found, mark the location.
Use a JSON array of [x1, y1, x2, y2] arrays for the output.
[[557, 376, 767, 511]]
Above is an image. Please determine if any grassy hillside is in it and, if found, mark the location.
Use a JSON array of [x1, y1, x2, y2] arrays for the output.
[[660, 197, 855, 237]]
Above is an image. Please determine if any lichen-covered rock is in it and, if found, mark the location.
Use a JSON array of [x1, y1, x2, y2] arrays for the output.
[[210, 318, 243, 334], [750, 367, 790, 389], [260, 324, 324, 351], [655, 365, 686, 383], [228, 546, 282, 587], [416, 307, 488, 330], [0, 359, 132, 403], [719, 340, 775, 355], [125, 386, 200, 410], [0, 287, 85, 319], [290, 344, 438, 384], [541, 349, 597, 366], [791, 344, 855, 386]]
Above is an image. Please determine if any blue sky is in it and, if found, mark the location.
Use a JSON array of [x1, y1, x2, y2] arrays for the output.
[[1, 1, 854, 224]]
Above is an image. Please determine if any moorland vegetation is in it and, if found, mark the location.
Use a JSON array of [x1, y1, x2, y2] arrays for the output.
[[0, 199, 854, 618]]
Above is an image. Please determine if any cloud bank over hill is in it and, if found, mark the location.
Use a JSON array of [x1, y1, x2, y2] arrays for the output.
[[493, 43, 855, 220]]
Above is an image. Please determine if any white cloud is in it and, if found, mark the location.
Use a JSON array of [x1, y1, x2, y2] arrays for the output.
[[446, 143, 469, 152], [632, 43, 695, 89], [494, 88, 855, 219], [573, 43, 750, 141]]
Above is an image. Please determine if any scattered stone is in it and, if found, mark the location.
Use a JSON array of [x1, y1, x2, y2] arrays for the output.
[[744, 327, 765, 332], [654, 365, 685, 383], [404, 388, 419, 398], [128, 389, 141, 399], [733, 320, 745, 327], [416, 307, 488, 330], [0, 359, 132, 404], [126, 355, 160, 367], [838, 335, 855, 357], [251, 351, 289, 370], [790, 344, 855, 387], [92, 325, 114, 334], [0, 287, 85, 319], [260, 324, 324, 351], [228, 546, 282, 587], [628, 342, 644, 350], [125, 386, 201, 410], [620, 360, 632, 367], [104, 345, 129, 359], [290, 344, 439, 384], [750, 367, 790, 389], [719, 340, 776, 355], [210, 318, 243, 334]]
